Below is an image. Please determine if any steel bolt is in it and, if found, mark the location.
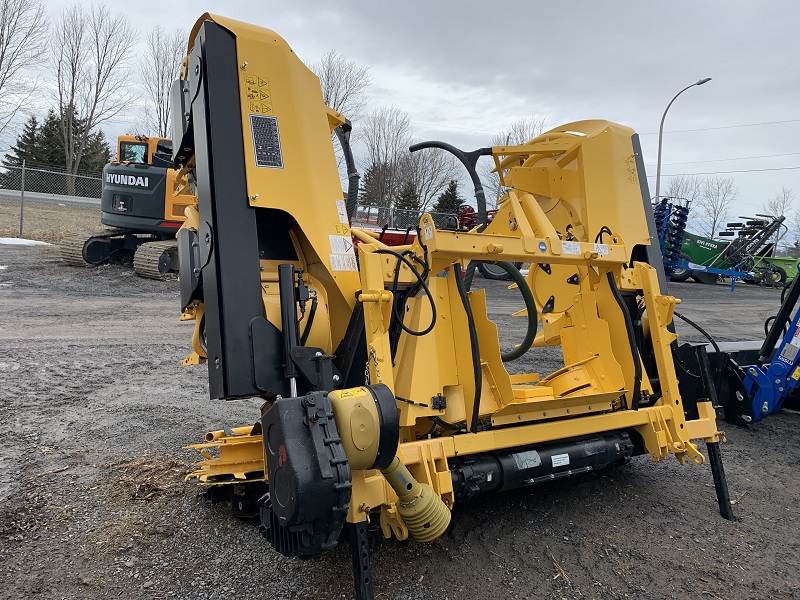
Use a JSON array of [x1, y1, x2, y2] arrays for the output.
[[333, 375, 340, 382]]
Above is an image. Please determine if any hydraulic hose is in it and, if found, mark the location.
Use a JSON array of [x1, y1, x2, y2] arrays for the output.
[[408, 141, 491, 229], [334, 123, 360, 222], [491, 262, 538, 362], [408, 141, 492, 293], [453, 262, 482, 433], [605, 271, 642, 409]]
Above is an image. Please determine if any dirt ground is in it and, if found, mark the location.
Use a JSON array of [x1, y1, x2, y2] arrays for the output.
[[0, 243, 798, 600]]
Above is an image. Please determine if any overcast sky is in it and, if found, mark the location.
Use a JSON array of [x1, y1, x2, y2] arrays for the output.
[[14, 1, 800, 220]]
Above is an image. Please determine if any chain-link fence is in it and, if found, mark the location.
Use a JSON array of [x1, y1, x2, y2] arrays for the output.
[[0, 162, 102, 242], [351, 205, 456, 230]]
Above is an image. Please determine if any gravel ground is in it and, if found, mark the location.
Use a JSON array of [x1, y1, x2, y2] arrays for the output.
[[0, 244, 798, 600]]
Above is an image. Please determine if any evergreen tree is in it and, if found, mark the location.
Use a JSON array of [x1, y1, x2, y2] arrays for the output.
[[1, 109, 112, 197], [359, 161, 392, 207], [82, 129, 112, 173], [394, 180, 421, 212], [36, 110, 68, 169], [1, 116, 40, 167], [432, 180, 463, 214]]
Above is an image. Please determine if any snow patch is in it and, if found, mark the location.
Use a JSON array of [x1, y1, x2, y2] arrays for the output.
[[0, 237, 51, 246]]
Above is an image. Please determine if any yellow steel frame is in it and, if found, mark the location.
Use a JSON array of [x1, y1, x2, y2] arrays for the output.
[[181, 14, 724, 542]]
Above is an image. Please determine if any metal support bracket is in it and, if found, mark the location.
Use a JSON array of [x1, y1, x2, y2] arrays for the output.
[[349, 521, 374, 600]]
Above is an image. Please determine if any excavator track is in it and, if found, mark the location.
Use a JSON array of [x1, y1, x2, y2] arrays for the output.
[[60, 229, 127, 267], [133, 240, 179, 280]]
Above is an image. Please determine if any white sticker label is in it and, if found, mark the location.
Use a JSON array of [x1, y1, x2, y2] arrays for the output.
[[551, 453, 570, 468], [512, 450, 542, 470], [329, 253, 358, 272], [335, 199, 349, 224], [789, 327, 800, 349], [423, 225, 433, 241], [593, 243, 609, 255], [562, 241, 581, 255], [329, 235, 354, 255]]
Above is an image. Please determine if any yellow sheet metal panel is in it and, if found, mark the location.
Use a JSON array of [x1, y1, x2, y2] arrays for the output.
[[190, 13, 360, 346]]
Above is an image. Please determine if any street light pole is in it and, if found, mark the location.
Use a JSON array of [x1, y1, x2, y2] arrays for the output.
[[654, 77, 712, 203]]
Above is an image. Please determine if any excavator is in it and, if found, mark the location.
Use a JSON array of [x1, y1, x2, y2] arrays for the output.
[[172, 14, 734, 600], [60, 135, 194, 279]]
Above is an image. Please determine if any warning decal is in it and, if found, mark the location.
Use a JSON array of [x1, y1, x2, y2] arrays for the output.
[[243, 75, 273, 114], [330, 253, 358, 272], [329, 235, 354, 254], [562, 241, 581, 255], [249, 115, 283, 169], [335, 199, 349, 224]]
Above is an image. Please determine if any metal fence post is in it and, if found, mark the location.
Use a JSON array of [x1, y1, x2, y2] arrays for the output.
[[18, 159, 25, 238]]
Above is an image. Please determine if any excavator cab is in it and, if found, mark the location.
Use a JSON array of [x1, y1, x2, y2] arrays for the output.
[[60, 135, 194, 279]]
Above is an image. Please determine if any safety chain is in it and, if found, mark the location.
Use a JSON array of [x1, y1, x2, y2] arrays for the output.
[[364, 347, 381, 385]]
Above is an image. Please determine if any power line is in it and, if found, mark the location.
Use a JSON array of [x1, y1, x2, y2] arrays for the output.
[[412, 117, 800, 138], [412, 121, 498, 135], [639, 118, 800, 135], [645, 166, 800, 177], [645, 152, 800, 167]]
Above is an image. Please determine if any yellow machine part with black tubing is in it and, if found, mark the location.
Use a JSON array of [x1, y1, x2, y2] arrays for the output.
[[172, 13, 733, 600]]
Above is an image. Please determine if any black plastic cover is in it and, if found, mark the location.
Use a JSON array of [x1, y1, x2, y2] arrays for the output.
[[259, 391, 352, 556]]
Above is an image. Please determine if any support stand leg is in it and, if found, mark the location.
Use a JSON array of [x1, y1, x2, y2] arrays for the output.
[[348, 521, 374, 600], [707, 441, 735, 520], [694, 344, 736, 521]]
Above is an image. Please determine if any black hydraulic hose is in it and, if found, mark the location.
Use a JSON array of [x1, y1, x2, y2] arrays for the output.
[[409, 141, 492, 230], [408, 141, 493, 291], [464, 262, 477, 291], [673, 310, 723, 372], [373, 249, 437, 337], [299, 295, 318, 346], [605, 271, 642, 409], [334, 123, 360, 222], [491, 262, 538, 362], [453, 262, 483, 433]]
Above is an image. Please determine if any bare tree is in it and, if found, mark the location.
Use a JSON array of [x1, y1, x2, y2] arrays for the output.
[[695, 175, 737, 239], [140, 26, 185, 138], [52, 4, 136, 190], [763, 186, 795, 219], [309, 50, 371, 198], [360, 105, 413, 208], [395, 148, 460, 212], [0, 0, 47, 135], [480, 116, 548, 207], [309, 50, 371, 121], [664, 174, 702, 204]]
